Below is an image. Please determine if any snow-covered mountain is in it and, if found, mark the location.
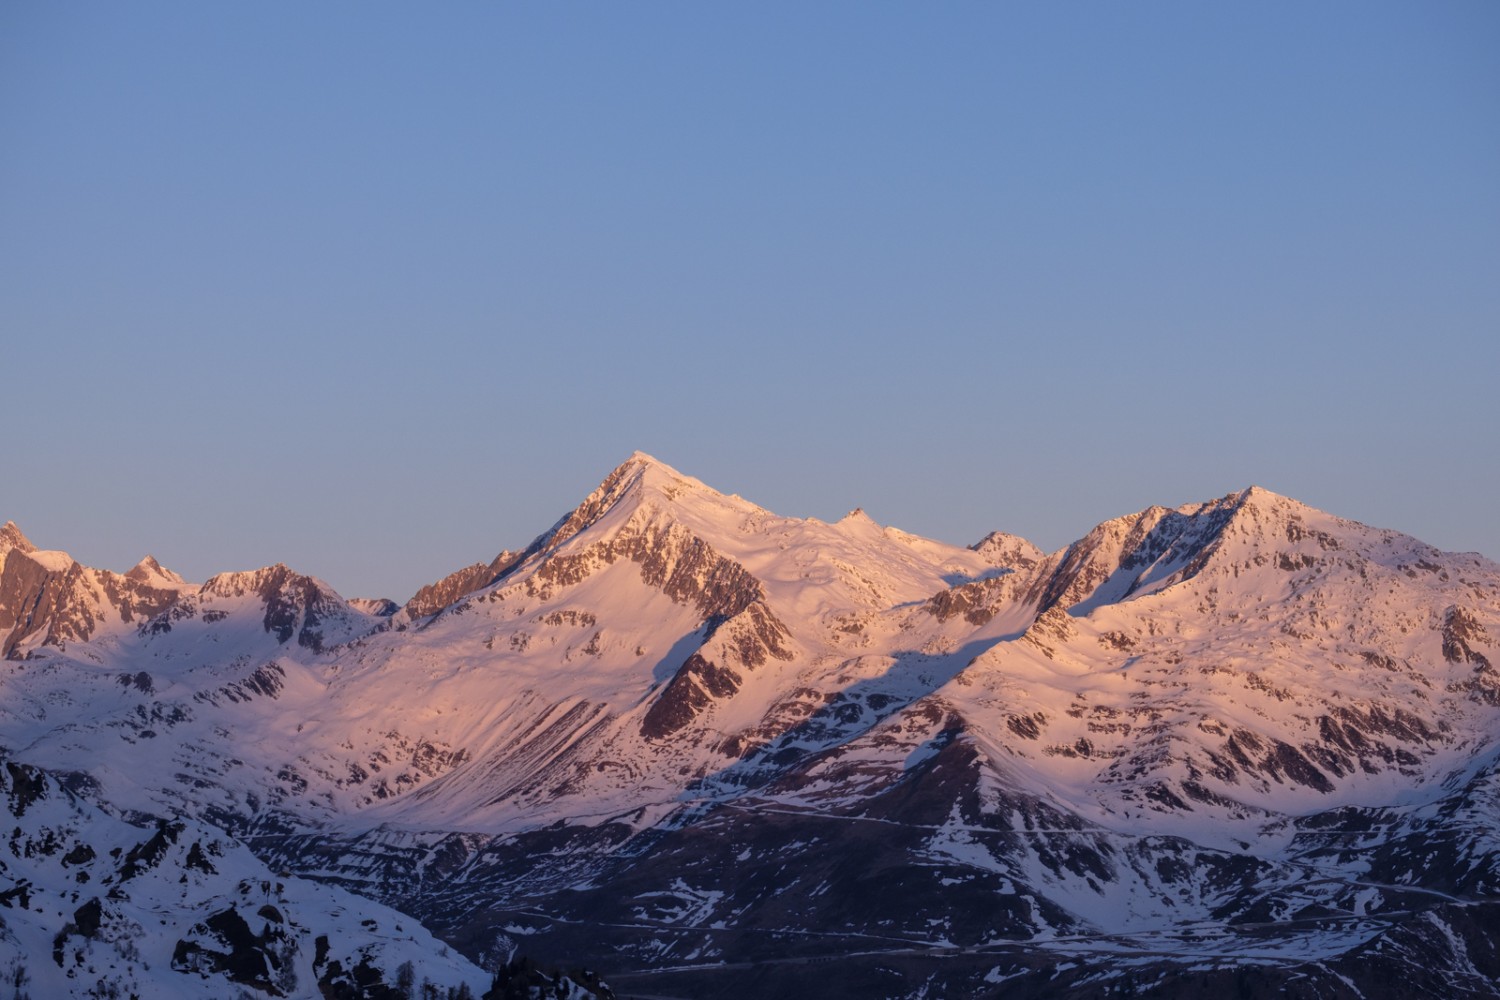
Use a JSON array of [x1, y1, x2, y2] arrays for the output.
[[2, 455, 1498, 998], [0, 751, 490, 999]]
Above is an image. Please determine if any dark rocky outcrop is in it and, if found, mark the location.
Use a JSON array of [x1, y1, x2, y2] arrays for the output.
[[640, 652, 742, 740], [201, 564, 360, 652], [1029, 492, 1244, 614], [172, 905, 297, 996], [405, 550, 520, 620]]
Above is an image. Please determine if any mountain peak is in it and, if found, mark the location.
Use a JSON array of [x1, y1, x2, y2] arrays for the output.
[[202, 563, 337, 600], [624, 448, 671, 468], [604, 450, 694, 488], [349, 597, 400, 617], [199, 564, 364, 652], [0, 521, 35, 556], [1209, 484, 1304, 516], [126, 554, 188, 588], [402, 453, 752, 622], [1188, 484, 1332, 539], [533, 452, 728, 554], [1030, 485, 1377, 617], [970, 530, 1044, 569], [614, 450, 703, 494]]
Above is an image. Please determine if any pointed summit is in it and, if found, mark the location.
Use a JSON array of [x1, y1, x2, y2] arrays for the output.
[[126, 554, 190, 589], [611, 450, 711, 497], [1030, 490, 1267, 615], [525, 451, 742, 560], [970, 531, 1044, 571], [0, 522, 36, 576], [1214, 484, 1320, 526], [0, 521, 35, 555], [624, 449, 672, 470], [399, 452, 739, 623], [1027, 485, 1382, 618], [833, 506, 884, 540]]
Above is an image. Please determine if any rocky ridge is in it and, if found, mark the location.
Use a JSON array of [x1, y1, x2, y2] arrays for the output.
[[1, 456, 1498, 998]]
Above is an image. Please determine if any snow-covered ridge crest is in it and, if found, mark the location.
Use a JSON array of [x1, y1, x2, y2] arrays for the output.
[[195, 563, 376, 652], [125, 553, 191, 590], [1029, 485, 1355, 617], [3, 465, 1499, 997], [200, 562, 339, 600], [970, 530, 1045, 570], [394, 452, 744, 623], [401, 451, 1020, 630], [17, 547, 77, 574], [0, 545, 183, 658], [525, 451, 750, 561]]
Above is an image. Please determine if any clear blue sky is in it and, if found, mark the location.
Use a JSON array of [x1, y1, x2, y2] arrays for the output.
[[3, 2, 1497, 600]]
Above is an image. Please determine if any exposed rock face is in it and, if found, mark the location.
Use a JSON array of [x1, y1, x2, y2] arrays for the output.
[[171, 906, 298, 996], [404, 549, 519, 619], [0, 754, 490, 999], [0, 520, 35, 563], [0, 545, 63, 650], [641, 651, 744, 740], [0, 547, 179, 657], [924, 573, 1027, 626], [510, 503, 798, 741], [201, 564, 360, 652], [526, 509, 781, 628], [531, 453, 657, 559], [1028, 491, 1249, 614], [1444, 604, 1492, 668]]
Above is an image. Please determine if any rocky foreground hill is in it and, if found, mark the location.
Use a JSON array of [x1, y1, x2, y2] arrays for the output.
[[2, 454, 1498, 997]]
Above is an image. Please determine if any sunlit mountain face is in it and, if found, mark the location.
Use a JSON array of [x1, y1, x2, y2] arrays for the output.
[[3, 454, 1499, 998]]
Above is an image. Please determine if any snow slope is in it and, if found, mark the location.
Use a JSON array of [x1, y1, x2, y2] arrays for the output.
[[2, 456, 1498, 997]]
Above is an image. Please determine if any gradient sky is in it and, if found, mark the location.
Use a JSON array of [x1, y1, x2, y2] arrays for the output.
[[3, 2, 1497, 601]]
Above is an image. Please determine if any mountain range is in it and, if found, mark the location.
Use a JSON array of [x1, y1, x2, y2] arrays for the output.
[[2, 453, 1498, 998]]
